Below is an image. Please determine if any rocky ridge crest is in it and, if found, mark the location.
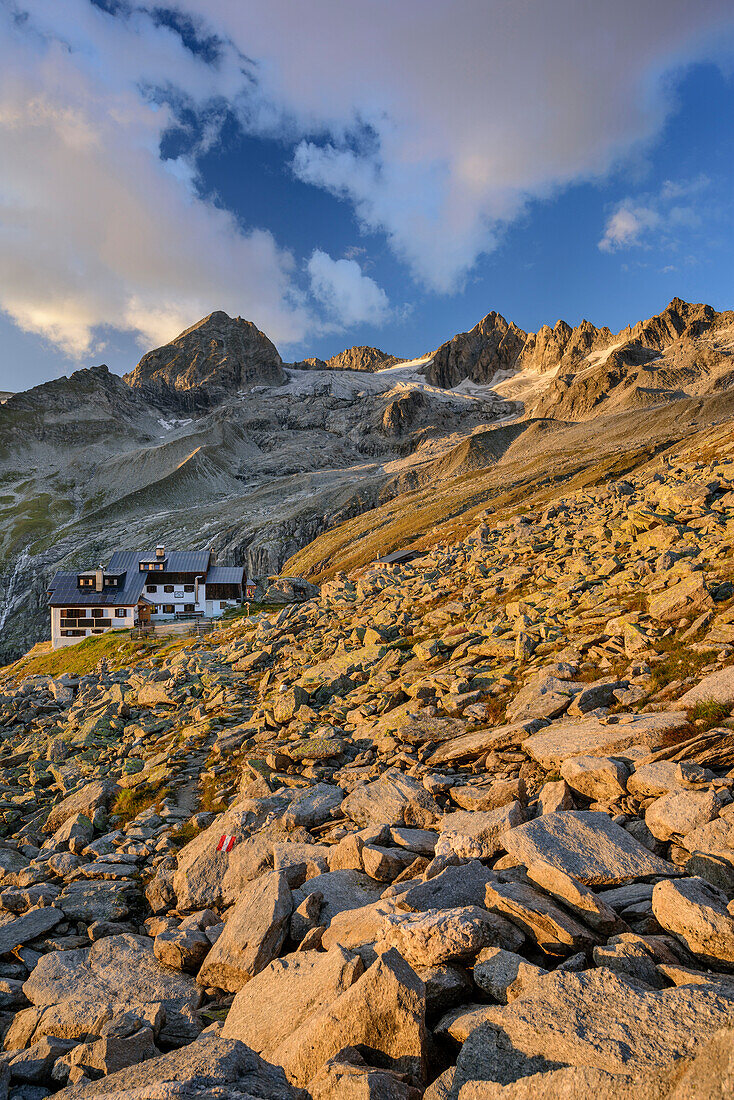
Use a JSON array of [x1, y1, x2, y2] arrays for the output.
[[293, 345, 405, 373]]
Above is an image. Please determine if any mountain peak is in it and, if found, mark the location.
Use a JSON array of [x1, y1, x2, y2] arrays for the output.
[[289, 345, 404, 373], [124, 312, 284, 396]]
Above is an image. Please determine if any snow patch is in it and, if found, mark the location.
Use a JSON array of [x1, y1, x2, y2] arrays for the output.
[[275, 357, 508, 409], [158, 417, 193, 432]]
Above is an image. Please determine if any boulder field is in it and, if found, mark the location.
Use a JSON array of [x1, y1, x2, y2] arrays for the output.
[[2, 451, 734, 1094]]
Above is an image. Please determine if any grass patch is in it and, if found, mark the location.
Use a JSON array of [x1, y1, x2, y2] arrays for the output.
[[199, 774, 227, 813], [0, 630, 165, 682], [688, 698, 732, 730], [169, 819, 204, 849], [111, 785, 170, 824], [1, 493, 74, 549], [480, 692, 512, 725], [649, 639, 718, 693], [199, 762, 240, 812]]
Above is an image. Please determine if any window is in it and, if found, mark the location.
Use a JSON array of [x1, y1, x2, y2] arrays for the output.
[[220, 601, 228, 609], [105, 576, 118, 586], [146, 585, 157, 593], [115, 608, 126, 618], [163, 604, 174, 614], [163, 584, 174, 593], [91, 608, 103, 618], [91, 628, 105, 634], [184, 584, 195, 593], [61, 628, 85, 637], [78, 576, 94, 587], [184, 603, 195, 613]]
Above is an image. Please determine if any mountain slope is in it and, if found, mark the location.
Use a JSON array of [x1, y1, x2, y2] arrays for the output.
[[1, 297, 734, 663], [0, 347, 508, 661], [284, 387, 734, 580]]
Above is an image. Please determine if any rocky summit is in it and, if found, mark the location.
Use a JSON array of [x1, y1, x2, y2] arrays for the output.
[[1, 436, 734, 1094]]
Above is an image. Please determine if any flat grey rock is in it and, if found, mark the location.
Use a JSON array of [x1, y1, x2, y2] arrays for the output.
[[427, 722, 532, 767], [56, 881, 138, 922], [43, 781, 119, 835], [484, 880, 601, 955], [465, 967, 734, 1075], [679, 665, 734, 707], [506, 674, 582, 723], [400, 860, 497, 912], [282, 783, 344, 828], [437, 802, 524, 860], [292, 870, 383, 928], [0, 907, 63, 954], [652, 876, 734, 969], [502, 811, 677, 886], [20, 933, 201, 1048], [523, 713, 688, 771], [341, 768, 440, 828]]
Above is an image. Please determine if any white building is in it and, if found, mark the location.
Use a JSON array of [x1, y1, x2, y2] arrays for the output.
[[47, 546, 245, 647]]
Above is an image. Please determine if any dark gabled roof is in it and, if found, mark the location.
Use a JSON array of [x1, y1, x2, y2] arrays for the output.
[[107, 550, 212, 574], [48, 570, 147, 607], [206, 566, 244, 585], [375, 546, 423, 565]]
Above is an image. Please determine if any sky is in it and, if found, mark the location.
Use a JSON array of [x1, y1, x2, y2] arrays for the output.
[[1, 1, 734, 391]]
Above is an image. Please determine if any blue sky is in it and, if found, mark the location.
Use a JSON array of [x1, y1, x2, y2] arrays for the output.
[[1, 2, 733, 390]]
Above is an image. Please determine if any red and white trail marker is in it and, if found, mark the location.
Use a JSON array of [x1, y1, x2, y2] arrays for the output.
[[217, 834, 236, 853]]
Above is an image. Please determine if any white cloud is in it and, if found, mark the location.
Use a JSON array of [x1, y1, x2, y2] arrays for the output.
[[599, 203, 662, 251], [181, 0, 734, 291], [0, 1, 733, 362], [599, 175, 712, 252], [0, 1, 315, 356], [307, 250, 390, 326]]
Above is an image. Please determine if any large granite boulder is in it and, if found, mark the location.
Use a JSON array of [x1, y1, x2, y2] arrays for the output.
[[271, 948, 426, 1088], [222, 946, 363, 1054], [502, 812, 677, 886], [341, 770, 439, 829], [43, 781, 119, 835], [14, 934, 201, 1050], [54, 1033, 301, 1098], [196, 872, 292, 992]]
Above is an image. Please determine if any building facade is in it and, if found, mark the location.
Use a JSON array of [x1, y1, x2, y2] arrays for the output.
[[47, 546, 245, 647]]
